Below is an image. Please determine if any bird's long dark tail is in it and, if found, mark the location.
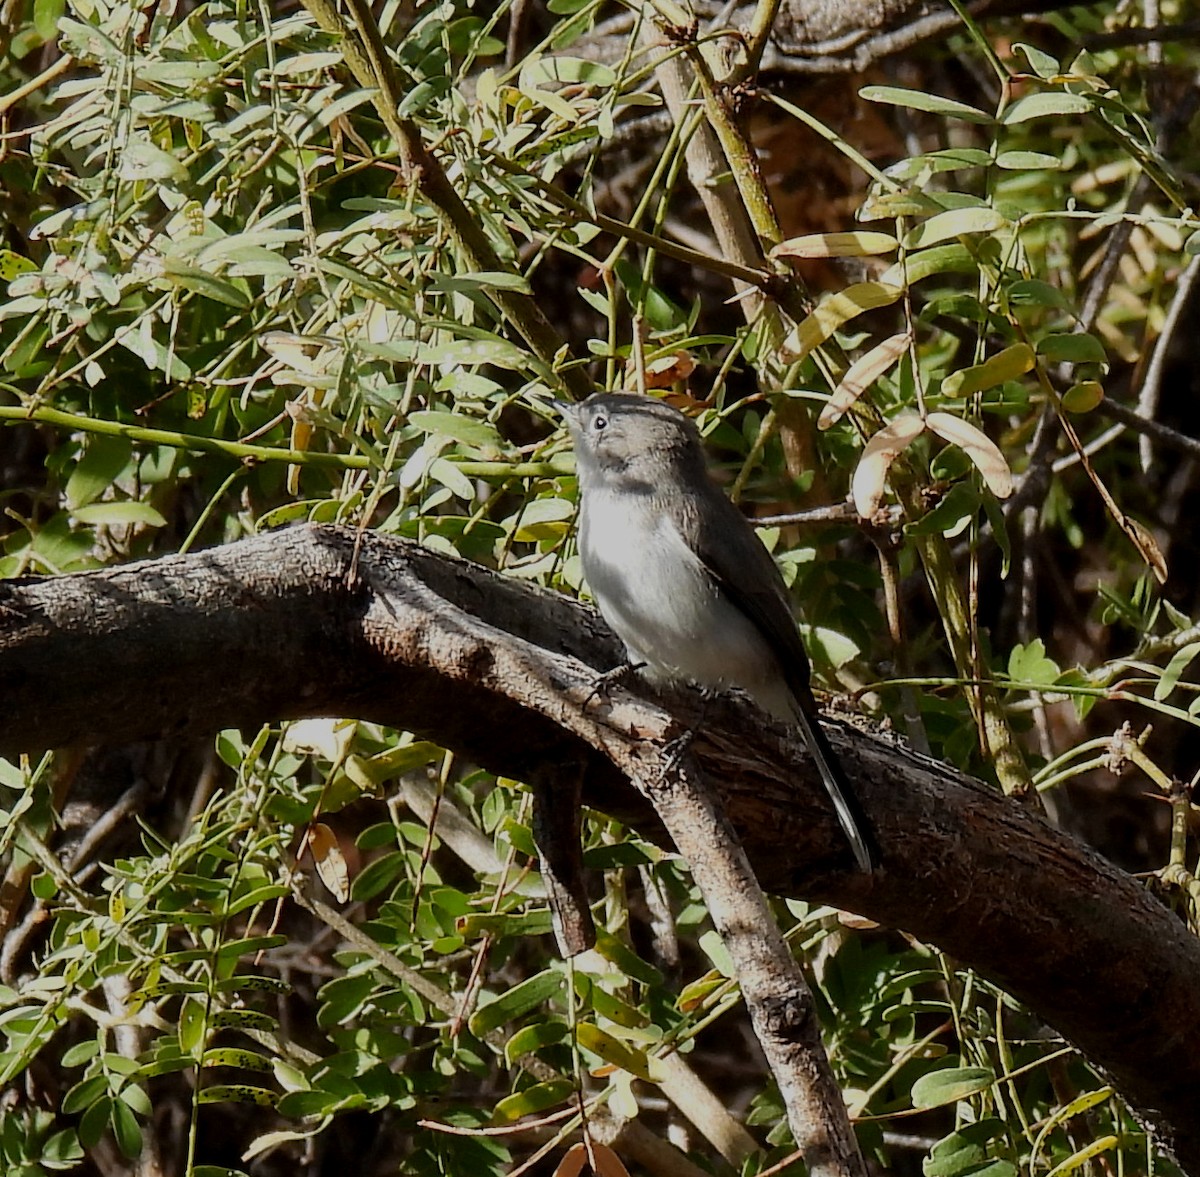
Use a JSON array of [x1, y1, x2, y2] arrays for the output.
[[790, 692, 877, 872]]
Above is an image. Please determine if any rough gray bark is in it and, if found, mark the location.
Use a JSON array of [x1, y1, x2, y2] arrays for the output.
[[3, 523, 1200, 1171]]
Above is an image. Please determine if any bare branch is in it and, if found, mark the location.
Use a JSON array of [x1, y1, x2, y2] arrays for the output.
[[3, 524, 1200, 1170]]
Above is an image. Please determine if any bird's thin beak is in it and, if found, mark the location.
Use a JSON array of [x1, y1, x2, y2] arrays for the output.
[[551, 399, 578, 423]]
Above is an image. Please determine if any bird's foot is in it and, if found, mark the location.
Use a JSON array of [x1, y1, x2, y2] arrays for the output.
[[583, 660, 646, 709]]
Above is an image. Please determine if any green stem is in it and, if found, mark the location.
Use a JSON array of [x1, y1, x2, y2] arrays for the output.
[[0, 404, 572, 479]]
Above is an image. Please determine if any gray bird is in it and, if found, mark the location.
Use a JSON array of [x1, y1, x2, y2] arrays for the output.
[[557, 392, 875, 872]]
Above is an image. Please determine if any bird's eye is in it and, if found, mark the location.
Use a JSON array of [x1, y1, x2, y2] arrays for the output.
[[592, 414, 608, 431]]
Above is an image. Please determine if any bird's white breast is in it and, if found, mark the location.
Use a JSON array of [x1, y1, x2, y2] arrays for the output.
[[579, 487, 786, 714]]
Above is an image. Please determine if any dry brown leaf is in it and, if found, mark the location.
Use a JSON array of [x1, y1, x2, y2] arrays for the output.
[[819, 331, 911, 430], [1125, 518, 1168, 584], [852, 413, 926, 517], [926, 412, 1014, 499], [592, 1142, 633, 1177], [641, 350, 696, 388], [552, 1144, 589, 1177], [306, 822, 349, 902]]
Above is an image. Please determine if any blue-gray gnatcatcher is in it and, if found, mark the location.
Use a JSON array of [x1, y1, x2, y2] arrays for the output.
[[557, 392, 875, 873]]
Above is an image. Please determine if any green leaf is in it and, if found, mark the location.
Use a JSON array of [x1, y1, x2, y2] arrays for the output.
[[908, 482, 982, 538], [860, 86, 993, 124], [428, 271, 531, 296], [1007, 639, 1062, 687], [1014, 43, 1060, 79], [198, 1084, 277, 1106], [469, 969, 566, 1036], [592, 928, 664, 986], [409, 410, 503, 449], [504, 1021, 569, 1065], [1046, 1137, 1119, 1177], [698, 930, 734, 978], [1155, 642, 1200, 702], [78, 1097, 112, 1149], [772, 231, 898, 259], [119, 136, 189, 183], [1007, 279, 1069, 310], [178, 997, 207, 1057], [491, 1079, 575, 1122], [1002, 92, 1092, 124], [880, 243, 976, 287], [62, 1074, 109, 1115], [510, 496, 574, 541], [911, 1065, 994, 1109], [1062, 381, 1104, 412], [0, 250, 37, 281], [995, 150, 1062, 170], [202, 1048, 273, 1071], [42, 1127, 85, 1168], [575, 1023, 656, 1082], [904, 207, 1009, 249], [161, 261, 251, 308], [941, 344, 1035, 398], [780, 282, 904, 361], [110, 1097, 142, 1159], [72, 502, 168, 528], [525, 56, 616, 88], [65, 437, 134, 510], [1037, 332, 1107, 364]]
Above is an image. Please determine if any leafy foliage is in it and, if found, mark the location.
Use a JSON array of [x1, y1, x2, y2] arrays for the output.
[[2, 0, 1199, 1173]]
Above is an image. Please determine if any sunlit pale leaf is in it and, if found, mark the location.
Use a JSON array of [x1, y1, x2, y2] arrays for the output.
[[926, 413, 1014, 499], [852, 413, 926, 517], [820, 331, 911, 429], [780, 282, 903, 361], [771, 231, 898, 260], [904, 207, 1009, 249], [860, 85, 993, 124]]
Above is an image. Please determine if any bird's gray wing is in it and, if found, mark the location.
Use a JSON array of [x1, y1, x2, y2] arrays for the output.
[[684, 485, 878, 872], [683, 484, 815, 700]]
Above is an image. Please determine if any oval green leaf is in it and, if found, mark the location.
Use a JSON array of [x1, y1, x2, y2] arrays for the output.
[[860, 85, 993, 124], [941, 343, 1035, 398], [771, 231, 898, 260], [911, 1064, 995, 1109], [1003, 91, 1091, 124], [1037, 332, 1107, 364], [72, 502, 168, 528], [469, 969, 565, 1036]]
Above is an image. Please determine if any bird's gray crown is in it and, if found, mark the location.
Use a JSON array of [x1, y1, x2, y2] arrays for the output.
[[557, 393, 706, 489]]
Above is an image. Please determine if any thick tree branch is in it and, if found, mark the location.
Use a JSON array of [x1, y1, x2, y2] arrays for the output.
[[3, 524, 1200, 1170]]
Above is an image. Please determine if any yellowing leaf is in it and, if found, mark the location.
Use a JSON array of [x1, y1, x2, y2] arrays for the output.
[[852, 413, 926, 517], [576, 1023, 657, 1083], [1063, 381, 1104, 412], [940, 343, 1035, 398], [771, 231, 898, 260], [926, 412, 1014, 499], [1125, 517, 1168, 584], [820, 331, 911, 429], [306, 822, 349, 902], [780, 282, 903, 362], [904, 207, 1009, 249]]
